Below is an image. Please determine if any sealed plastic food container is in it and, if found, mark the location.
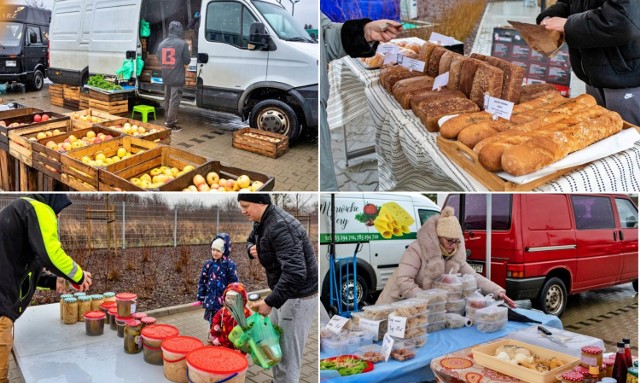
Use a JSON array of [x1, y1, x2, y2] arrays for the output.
[[445, 299, 466, 315], [90, 294, 104, 311], [392, 334, 428, 349], [141, 316, 157, 328], [391, 348, 416, 362], [63, 297, 78, 324], [321, 337, 345, 356], [186, 346, 248, 383], [59, 294, 73, 320], [427, 301, 446, 313], [77, 295, 92, 322], [427, 320, 446, 333], [415, 289, 447, 304], [100, 301, 117, 325], [103, 292, 116, 302], [389, 312, 428, 328], [391, 299, 427, 316], [475, 318, 507, 333], [446, 291, 463, 301], [403, 325, 427, 339], [142, 324, 180, 365], [361, 304, 394, 320], [162, 336, 204, 383], [427, 311, 445, 323], [116, 292, 137, 317], [124, 319, 143, 354], [115, 315, 132, 338], [108, 307, 119, 330], [474, 303, 508, 323], [433, 273, 463, 293], [84, 310, 105, 336], [462, 287, 477, 298], [357, 344, 385, 363], [461, 274, 477, 290]]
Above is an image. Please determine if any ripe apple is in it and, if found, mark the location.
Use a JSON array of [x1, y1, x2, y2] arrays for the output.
[[45, 141, 57, 149], [33, 114, 42, 123], [218, 178, 228, 189], [187, 185, 198, 192], [45, 131, 53, 137], [237, 175, 250, 189], [225, 179, 236, 191], [117, 148, 127, 158], [150, 168, 162, 177], [193, 174, 206, 186], [140, 173, 152, 183], [197, 183, 210, 192], [61, 142, 72, 151], [95, 153, 107, 162], [36, 132, 47, 140], [86, 131, 96, 139], [68, 135, 77, 143], [251, 181, 264, 191], [183, 165, 195, 173], [206, 172, 220, 186], [41, 114, 50, 121], [53, 129, 61, 135]]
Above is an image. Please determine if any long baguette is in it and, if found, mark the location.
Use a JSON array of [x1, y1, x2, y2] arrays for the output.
[[457, 120, 512, 149]]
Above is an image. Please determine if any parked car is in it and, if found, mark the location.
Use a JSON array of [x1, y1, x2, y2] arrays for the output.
[[320, 193, 440, 313], [444, 193, 638, 316], [0, 5, 50, 91], [47, 0, 317, 141]]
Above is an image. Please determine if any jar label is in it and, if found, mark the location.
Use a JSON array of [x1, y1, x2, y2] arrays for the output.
[[135, 335, 141, 350], [131, 303, 137, 314], [582, 355, 598, 366]]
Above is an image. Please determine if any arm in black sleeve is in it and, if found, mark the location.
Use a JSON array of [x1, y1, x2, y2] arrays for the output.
[[36, 271, 58, 291], [246, 224, 257, 259], [342, 18, 378, 58], [536, 0, 571, 24]]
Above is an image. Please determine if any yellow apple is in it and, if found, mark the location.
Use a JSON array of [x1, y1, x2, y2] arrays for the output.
[[206, 172, 220, 186], [81, 156, 92, 164], [140, 173, 151, 183], [183, 165, 195, 172], [95, 153, 107, 162], [187, 185, 198, 192], [86, 131, 96, 139], [237, 175, 251, 189], [53, 129, 61, 135], [36, 132, 47, 140], [117, 148, 127, 158], [193, 174, 206, 186], [251, 181, 264, 191], [150, 168, 162, 177], [171, 167, 179, 177], [197, 183, 210, 192], [68, 135, 77, 143]]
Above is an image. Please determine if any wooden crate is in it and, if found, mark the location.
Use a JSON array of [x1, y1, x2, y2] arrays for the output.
[[96, 118, 171, 144], [8, 118, 73, 167], [49, 84, 64, 107], [436, 121, 640, 191], [232, 128, 289, 158], [89, 89, 128, 102], [100, 146, 208, 191], [0, 107, 44, 120], [61, 136, 159, 190], [88, 99, 129, 115], [0, 112, 69, 151], [65, 109, 123, 129], [472, 339, 579, 383], [63, 85, 81, 101], [162, 161, 275, 192], [31, 126, 122, 181]]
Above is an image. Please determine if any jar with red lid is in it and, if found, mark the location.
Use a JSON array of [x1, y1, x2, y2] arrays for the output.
[[124, 319, 143, 354], [561, 371, 584, 383], [116, 292, 137, 317], [141, 324, 180, 365], [108, 307, 119, 330], [115, 315, 132, 338], [161, 336, 204, 383], [100, 302, 117, 325], [141, 316, 157, 328], [605, 358, 616, 378], [84, 311, 106, 336], [581, 346, 603, 368], [133, 312, 147, 321]]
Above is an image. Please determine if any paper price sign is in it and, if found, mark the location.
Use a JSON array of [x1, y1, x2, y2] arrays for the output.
[[358, 318, 381, 335], [429, 32, 457, 46], [326, 315, 350, 334], [432, 71, 450, 90], [383, 53, 398, 65], [399, 56, 426, 73], [378, 44, 399, 56], [485, 96, 514, 120], [387, 315, 407, 338], [382, 333, 394, 362]]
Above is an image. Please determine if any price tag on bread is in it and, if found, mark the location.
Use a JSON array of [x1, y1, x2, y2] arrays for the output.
[[378, 44, 399, 56], [432, 72, 450, 91], [326, 315, 350, 334], [387, 315, 408, 338], [382, 333, 394, 362], [485, 96, 514, 120], [383, 53, 399, 65], [398, 56, 426, 72]]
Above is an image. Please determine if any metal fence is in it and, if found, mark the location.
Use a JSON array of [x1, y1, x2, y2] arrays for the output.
[[0, 194, 318, 250]]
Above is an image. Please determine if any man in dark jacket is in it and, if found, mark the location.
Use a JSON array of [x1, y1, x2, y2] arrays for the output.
[[238, 194, 318, 383], [538, 0, 640, 124], [0, 194, 92, 383], [157, 21, 191, 132]]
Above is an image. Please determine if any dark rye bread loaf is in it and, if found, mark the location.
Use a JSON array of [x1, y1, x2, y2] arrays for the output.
[[469, 62, 504, 108], [447, 55, 466, 91], [384, 69, 425, 93], [427, 46, 447, 77], [418, 43, 438, 71], [379, 65, 407, 90], [392, 76, 436, 109], [470, 53, 525, 103], [438, 51, 461, 76], [458, 58, 482, 98]]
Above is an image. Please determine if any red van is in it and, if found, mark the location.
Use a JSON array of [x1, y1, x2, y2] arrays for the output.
[[444, 194, 638, 317]]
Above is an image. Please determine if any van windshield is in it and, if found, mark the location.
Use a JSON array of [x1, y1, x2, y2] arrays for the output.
[[0, 22, 23, 47], [252, 1, 315, 43]]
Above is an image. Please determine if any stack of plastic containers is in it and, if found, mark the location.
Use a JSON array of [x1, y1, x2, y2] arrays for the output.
[[387, 298, 428, 361], [416, 288, 447, 332], [350, 304, 393, 341], [474, 302, 508, 332], [435, 273, 465, 317], [465, 290, 495, 322], [320, 326, 374, 356], [461, 274, 478, 298]]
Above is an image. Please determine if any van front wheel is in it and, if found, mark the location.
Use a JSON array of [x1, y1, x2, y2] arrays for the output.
[[28, 69, 44, 91], [249, 100, 301, 142], [535, 277, 567, 317], [341, 274, 368, 310]]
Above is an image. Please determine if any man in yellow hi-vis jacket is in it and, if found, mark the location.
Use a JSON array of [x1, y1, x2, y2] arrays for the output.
[[0, 194, 92, 383]]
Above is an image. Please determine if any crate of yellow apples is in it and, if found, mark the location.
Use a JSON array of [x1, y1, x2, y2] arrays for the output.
[[170, 161, 275, 192]]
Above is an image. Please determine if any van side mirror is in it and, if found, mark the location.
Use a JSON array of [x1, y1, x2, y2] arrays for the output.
[[248, 22, 270, 51], [197, 53, 208, 64]]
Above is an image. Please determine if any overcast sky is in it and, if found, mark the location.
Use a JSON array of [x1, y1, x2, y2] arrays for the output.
[[7, 0, 319, 28]]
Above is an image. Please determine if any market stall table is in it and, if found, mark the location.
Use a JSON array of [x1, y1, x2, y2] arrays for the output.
[[320, 309, 561, 383], [13, 303, 172, 382], [327, 54, 640, 191]]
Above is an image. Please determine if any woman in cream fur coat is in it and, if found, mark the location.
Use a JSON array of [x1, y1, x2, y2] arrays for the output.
[[376, 207, 516, 307]]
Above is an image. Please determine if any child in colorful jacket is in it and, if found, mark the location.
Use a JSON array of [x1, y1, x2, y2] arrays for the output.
[[197, 234, 238, 324], [210, 282, 252, 350]]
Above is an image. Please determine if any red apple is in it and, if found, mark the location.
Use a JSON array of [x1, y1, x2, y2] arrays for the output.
[[41, 114, 50, 121], [33, 114, 42, 123]]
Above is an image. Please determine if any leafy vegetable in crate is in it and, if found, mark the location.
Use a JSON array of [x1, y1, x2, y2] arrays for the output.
[[87, 75, 123, 91], [129, 164, 194, 189], [44, 131, 113, 151], [183, 172, 264, 192], [108, 122, 160, 137]]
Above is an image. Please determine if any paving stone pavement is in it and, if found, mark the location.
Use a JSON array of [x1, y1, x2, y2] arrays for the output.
[[2, 83, 318, 191], [8, 304, 319, 383]]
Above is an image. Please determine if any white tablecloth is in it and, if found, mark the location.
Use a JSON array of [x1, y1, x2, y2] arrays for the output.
[[327, 56, 640, 191]]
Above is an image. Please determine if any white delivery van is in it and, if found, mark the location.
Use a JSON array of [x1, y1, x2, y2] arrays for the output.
[[48, 0, 317, 141], [320, 193, 440, 312]]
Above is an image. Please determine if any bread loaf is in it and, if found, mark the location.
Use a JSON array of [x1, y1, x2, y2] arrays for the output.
[[459, 58, 482, 98], [398, 48, 420, 60], [519, 83, 560, 103], [392, 76, 436, 109], [457, 119, 512, 148], [440, 111, 493, 139], [361, 53, 385, 69], [404, 42, 422, 54], [413, 95, 480, 132], [438, 51, 461, 76], [470, 53, 526, 103], [427, 46, 447, 77], [418, 43, 438, 70], [469, 62, 504, 108], [447, 55, 466, 90], [501, 111, 623, 175], [379, 65, 406, 90], [384, 69, 425, 93], [409, 88, 466, 113]]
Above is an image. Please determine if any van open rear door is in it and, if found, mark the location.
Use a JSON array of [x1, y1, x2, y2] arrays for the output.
[[89, 0, 141, 76]]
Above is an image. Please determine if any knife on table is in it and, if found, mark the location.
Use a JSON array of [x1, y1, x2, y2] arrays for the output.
[[538, 326, 568, 347]]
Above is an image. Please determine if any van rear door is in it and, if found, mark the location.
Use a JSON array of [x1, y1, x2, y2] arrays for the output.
[[612, 197, 638, 283], [89, 0, 141, 76], [571, 195, 622, 292]]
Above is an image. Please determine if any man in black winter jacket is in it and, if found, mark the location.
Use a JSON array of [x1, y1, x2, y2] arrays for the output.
[[157, 21, 191, 131], [538, 0, 640, 124], [238, 194, 318, 383], [0, 194, 92, 383]]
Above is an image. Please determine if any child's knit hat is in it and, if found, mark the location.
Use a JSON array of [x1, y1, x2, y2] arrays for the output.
[[211, 238, 226, 252]]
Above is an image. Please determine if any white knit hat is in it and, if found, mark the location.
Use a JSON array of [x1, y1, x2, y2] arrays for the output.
[[436, 207, 463, 240], [211, 238, 225, 252]]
